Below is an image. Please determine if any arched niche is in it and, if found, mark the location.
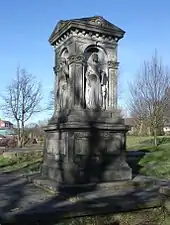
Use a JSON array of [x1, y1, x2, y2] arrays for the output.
[[83, 45, 108, 74], [55, 47, 70, 111], [83, 45, 109, 110], [55, 47, 69, 67], [60, 47, 69, 61], [84, 45, 107, 61]]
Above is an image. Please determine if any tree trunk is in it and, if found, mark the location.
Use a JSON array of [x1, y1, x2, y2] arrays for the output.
[[21, 119, 25, 147], [96, 216, 105, 225], [139, 121, 143, 136], [17, 120, 22, 147], [148, 126, 151, 136], [153, 127, 158, 146]]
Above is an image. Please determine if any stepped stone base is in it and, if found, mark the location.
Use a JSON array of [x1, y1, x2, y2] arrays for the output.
[[41, 112, 132, 185]]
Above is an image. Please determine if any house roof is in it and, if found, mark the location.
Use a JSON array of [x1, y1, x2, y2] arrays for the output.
[[3, 121, 13, 125], [0, 119, 13, 125], [49, 16, 125, 45]]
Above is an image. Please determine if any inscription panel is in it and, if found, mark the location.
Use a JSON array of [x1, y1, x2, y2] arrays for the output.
[[74, 131, 125, 156], [75, 139, 88, 155], [46, 132, 67, 156], [46, 132, 59, 155], [107, 133, 123, 153]]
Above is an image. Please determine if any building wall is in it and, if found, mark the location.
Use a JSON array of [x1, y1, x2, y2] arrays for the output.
[[0, 120, 13, 129], [163, 126, 170, 133]]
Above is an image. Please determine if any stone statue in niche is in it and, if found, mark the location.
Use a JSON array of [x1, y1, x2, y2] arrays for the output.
[[85, 53, 108, 110], [59, 57, 70, 109], [101, 72, 108, 110]]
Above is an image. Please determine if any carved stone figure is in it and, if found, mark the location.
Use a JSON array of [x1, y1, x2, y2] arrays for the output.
[[101, 72, 108, 110], [85, 53, 107, 110], [59, 57, 70, 109]]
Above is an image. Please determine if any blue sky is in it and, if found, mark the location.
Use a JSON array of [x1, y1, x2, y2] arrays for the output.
[[0, 0, 170, 123]]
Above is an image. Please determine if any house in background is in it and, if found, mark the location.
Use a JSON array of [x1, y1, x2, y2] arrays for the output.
[[163, 117, 170, 135], [0, 119, 15, 136], [124, 118, 136, 135]]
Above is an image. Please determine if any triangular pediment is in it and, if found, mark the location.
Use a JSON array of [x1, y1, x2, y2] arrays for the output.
[[49, 16, 125, 45], [71, 16, 125, 33]]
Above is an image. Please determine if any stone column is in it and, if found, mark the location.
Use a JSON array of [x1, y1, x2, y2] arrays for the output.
[[68, 55, 85, 109], [53, 65, 60, 117], [108, 61, 119, 110]]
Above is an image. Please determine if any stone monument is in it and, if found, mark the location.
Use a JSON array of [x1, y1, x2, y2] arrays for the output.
[[41, 16, 132, 187]]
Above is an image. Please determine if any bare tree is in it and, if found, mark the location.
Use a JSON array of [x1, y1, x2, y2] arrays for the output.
[[1, 67, 42, 147], [129, 50, 170, 145], [48, 88, 55, 111]]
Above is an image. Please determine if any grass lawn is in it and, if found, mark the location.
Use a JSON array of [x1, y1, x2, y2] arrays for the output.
[[0, 151, 43, 173], [127, 135, 170, 179], [127, 135, 170, 150]]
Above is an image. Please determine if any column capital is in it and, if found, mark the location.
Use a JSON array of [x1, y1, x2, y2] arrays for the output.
[[107, 61, 119, 69], [53, 65, 61, 75]]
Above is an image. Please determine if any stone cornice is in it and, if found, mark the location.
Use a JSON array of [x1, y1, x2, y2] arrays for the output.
[[53, 29, 119, 49]]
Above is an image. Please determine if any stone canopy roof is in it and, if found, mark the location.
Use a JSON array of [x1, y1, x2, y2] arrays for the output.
[[49, 16, 125, 45]]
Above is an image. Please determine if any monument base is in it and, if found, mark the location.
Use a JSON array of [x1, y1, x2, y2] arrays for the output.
[[40, 110, 132, 186]]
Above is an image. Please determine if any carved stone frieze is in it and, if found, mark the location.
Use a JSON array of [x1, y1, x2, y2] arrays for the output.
[[74, 131, 111, 139], [68, 55, 85, 64], [89, 16, 112, 28], [74, 132, 89, 139]]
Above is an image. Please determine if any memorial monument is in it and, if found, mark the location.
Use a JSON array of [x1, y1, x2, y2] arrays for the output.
[[40, 16, 132, 188]]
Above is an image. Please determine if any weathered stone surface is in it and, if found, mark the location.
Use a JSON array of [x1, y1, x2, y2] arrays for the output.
[[41, 119, 132, 184], [39, 16, 132, 187]]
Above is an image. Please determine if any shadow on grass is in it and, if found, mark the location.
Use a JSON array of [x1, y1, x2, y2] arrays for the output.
[[126, 150, 150, 177]]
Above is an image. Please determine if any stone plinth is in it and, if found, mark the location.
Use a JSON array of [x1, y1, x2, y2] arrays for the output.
[[41, 110, 132, 186]]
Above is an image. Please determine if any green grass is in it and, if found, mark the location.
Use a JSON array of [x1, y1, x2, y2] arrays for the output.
[[127, 135, 170, 179], [139, 144, 170, 179], [57, 208, 170, 225], [127, 135, 170, 150], [127, 136, 152, 150], [0, 151, 43, 173]]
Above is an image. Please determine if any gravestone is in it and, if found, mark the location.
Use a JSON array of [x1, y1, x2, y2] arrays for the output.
[[41, 16, 132, 186]]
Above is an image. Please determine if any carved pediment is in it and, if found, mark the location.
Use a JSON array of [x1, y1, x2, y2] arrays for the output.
[[88, 16, 121, 30], [49, 16, 125, 46]]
